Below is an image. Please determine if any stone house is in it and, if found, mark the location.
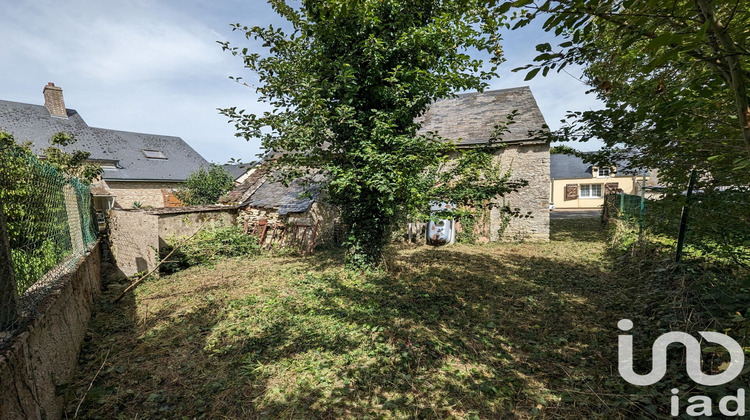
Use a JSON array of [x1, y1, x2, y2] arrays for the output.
[[223, 169, 338, 249], [418, 87, 550, 241], [0, 83, 209, 211]]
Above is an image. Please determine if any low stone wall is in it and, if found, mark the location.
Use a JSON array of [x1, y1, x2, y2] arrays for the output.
[[108, 206, 238, 277], [108, 209, 160, 278], [0, 242, 101, 419]]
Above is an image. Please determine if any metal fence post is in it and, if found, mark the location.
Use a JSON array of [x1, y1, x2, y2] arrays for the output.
[[675, 169, 697, 262], [639, 174, 646, 237], [0, 205, 18, 330]]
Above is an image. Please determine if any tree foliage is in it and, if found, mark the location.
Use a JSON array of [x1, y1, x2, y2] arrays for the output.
[[220, 0, 511, 266], [0, 132, 97, 290], [175, 164, 235, 206], [501, 0, 750, 259], [43, 132, 103, 183], [501, 0, 750, 182]]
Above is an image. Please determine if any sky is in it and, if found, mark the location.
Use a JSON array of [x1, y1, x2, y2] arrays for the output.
[[0, 0, 604, 164]]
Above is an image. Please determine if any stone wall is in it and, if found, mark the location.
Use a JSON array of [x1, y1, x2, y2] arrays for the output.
[[490, 143, 550, 241], [108, 206, 238, 277], [237, 202, 340, 249], [100, 180, 184, 209], [0, 243, 101, 419], [154, 207, 238, 248], [108, 210, 159, 277]]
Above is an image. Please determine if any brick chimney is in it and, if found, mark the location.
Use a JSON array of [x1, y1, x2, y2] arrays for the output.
[[43, 82, 67, 118]]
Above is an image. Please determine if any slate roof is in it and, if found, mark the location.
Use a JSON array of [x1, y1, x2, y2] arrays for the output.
[[240, 173, 323, 215], [0, 99, 208, 182], [418, 87, 548, 146], [550, 154, 593, 179], [551, 153, 649, 179], [222, 163, 252, 181]]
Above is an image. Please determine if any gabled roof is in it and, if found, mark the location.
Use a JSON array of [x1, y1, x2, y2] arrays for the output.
[[239, 172, 323, 215], [418, 86, 548, 146], [551, 154, 593, 179], [551, 153, 649, 179], [0, 99, 208, 182], [222, 163, 252, 181]]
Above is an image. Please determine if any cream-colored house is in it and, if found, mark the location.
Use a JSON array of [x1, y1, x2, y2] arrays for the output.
[[550, 154, 649, 209]]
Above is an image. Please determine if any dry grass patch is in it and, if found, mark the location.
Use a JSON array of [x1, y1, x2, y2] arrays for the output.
[[65, 219, 656, 419]]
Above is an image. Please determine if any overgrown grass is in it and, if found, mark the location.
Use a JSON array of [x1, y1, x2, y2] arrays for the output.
[[64, 219, 747, 419]]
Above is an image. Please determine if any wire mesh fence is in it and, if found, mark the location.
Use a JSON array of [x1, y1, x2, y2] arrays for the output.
[[1, 145, 98, 337], [603, 192, 647, 225], [604, 188, 750, 265]]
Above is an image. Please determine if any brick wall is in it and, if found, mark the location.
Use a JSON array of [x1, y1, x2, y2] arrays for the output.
[[100, 180, 183, 209], [490, 143, 550, 241]]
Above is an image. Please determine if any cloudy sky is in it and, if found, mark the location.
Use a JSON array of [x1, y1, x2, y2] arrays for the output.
[[1, 0, 603, 164]]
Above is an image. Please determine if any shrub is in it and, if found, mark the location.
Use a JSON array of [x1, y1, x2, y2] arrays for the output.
[[160, 225, 260, 273], [174, 165, 234, 206]]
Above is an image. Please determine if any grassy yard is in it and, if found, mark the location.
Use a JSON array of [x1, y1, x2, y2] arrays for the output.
[[64, 219, 675, 418]]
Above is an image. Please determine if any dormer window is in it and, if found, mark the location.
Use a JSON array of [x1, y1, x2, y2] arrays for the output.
[[142, 149, 167, 160], [598, 166, 611, 177]]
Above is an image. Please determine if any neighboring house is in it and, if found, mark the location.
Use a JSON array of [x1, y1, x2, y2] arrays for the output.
[[222, 163, 256, 185], [0, 83, 209, 210], [225, 86, 551, 244], [418, 87, 550, 241], [550, 153, 650, 209]]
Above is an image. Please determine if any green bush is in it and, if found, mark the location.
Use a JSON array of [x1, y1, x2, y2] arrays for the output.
[[160, 226, 260, 273]]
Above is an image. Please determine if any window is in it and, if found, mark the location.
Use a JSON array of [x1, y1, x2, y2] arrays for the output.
[[597, 166, 611, 177], [580, 184, 602, 198], [142, 149, 167, 159]]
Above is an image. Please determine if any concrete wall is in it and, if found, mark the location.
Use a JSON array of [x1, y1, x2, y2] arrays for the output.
[[551, 175, 642, 209], [108, 210, 159, 277], [490, 143, 550, 241], [100, 180, 183, 209], [0, 243, 101, 419]]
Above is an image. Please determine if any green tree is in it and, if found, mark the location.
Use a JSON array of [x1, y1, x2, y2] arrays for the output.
[[549, 145, 580, 156], [44, 132, 103, 183], [506, 0, 750, 166], [500, 0, 750, 261], [220, 0, 507, 267], [175, 165, 235, 206]]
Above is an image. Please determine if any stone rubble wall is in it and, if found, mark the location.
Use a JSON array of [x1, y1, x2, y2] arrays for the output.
[[0, 243, 101, 419], [490, 143, 550, 241]]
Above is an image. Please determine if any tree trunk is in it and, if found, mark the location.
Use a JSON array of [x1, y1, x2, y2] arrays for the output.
[[695, 0, 750, 151]]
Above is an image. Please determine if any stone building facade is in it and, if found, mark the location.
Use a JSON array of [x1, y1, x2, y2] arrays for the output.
[[101, 180, 184, 209], [419, 87, 551, 241]]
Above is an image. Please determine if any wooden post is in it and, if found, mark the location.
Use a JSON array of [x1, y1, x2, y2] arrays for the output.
[[676, 170, 698, 262], [0, 206, 18, 330]]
